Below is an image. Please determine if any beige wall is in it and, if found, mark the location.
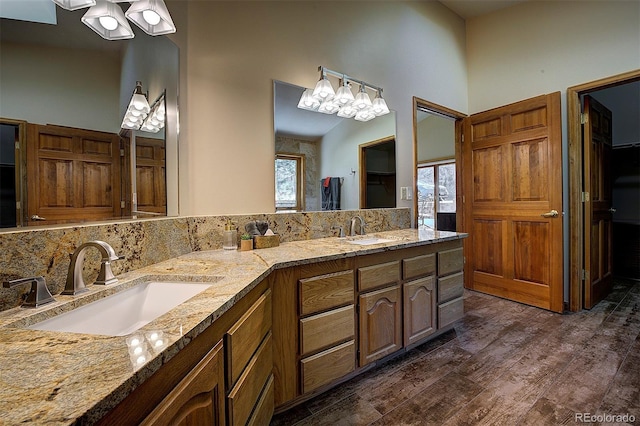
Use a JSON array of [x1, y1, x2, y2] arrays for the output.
[[179, 1, 467, 215], [466, 1, 640, 113]]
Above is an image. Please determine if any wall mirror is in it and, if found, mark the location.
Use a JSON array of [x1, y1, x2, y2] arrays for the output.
[[413, 98, 465, 231], [0, 5, 179, 229], [274, 80, 397, 212]]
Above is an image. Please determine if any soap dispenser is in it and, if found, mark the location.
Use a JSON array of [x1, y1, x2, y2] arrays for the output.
[[223, 219, 238, 250]]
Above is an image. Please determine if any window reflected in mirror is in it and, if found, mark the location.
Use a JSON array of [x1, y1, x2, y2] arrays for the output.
[[275, 154, 305, 211]]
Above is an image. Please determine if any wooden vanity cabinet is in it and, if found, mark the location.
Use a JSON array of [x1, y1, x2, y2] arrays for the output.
[[98, 279, 272, 426], [141, 340, 226, 426], [402, 253, 437, 346]]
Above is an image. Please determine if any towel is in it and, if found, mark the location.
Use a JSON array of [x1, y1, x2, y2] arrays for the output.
[[321, 177, 341, 210]]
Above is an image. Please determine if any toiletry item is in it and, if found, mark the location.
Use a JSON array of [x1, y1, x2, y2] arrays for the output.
[[223, 220, 238, 250]]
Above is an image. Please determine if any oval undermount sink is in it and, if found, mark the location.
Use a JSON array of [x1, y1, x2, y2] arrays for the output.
[[345, 237, 395, 245], [28, 281, 216, 336]]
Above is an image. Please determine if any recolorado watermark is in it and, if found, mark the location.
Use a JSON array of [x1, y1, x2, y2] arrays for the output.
[[575, 412, 636, 423]]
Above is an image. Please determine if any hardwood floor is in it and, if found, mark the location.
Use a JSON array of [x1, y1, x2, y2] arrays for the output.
[[271, 278, 640, 425]]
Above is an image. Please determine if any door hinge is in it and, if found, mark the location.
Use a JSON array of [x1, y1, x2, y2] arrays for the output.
[[581, 113, 588, 124], [15, 141, 20, 150], [120, 148, 125, 157], [120, 201, 125, 208], [461, 134, 465, 143], [581, 269, 589, 280], [16, 201, 21, 210], [581, 192, 590, 202]]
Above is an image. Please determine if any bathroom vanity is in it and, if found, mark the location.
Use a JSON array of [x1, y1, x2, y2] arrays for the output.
[[0, 228, 466, 425]]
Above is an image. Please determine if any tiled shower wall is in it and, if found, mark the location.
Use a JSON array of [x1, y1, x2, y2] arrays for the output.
[[0, 208, 410, 312]]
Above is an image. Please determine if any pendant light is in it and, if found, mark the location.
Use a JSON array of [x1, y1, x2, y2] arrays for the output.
[[312, 73, 335, 101], [52, 0, 96, 11], [121, 81, 151, 130], [81, 0, 134, 40], [333, 80, 354, 106], [318, 99, 340, 115], [126, 0, 176, 36], [337, 104, 358, 118], [352, 86, 372, 111], [355, 108, 376, 122]]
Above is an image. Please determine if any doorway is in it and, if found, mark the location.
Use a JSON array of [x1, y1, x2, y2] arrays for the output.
[[359, 137, 396, 209], [0, 119, 25, 228], [567, 69, 640, 311]]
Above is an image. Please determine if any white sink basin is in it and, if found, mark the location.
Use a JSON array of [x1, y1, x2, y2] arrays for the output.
[[29, 281, 214, 336], [346, 237, 395, 246]]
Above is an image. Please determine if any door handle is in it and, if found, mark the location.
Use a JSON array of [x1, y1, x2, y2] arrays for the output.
[[609, 207, 617, 213], [30, 215, 47, 221], [540, 210, 559, 218]]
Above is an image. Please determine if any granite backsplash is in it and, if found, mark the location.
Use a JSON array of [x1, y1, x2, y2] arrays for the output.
[[0, 208, 410, 312]]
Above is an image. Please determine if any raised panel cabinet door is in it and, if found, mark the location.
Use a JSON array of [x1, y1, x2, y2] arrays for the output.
[[141, 339, 225, 426], [358, 285, 402, 366], [403, 277, 436, 346]]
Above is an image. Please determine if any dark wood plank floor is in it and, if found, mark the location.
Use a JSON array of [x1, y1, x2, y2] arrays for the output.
[[271, 278, 640, 425]]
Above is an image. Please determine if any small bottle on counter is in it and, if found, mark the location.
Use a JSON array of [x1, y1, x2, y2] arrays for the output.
[[223, 219, 238, 250]]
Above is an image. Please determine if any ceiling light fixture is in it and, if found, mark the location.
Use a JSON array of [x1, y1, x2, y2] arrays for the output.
[[121, 82, 166, 133], [298, 66, 389, 122], [51, 0, 176, 40]]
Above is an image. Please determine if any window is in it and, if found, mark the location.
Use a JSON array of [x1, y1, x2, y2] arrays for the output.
[[275, 154, 304, 211], [417, 160, 456, 230]]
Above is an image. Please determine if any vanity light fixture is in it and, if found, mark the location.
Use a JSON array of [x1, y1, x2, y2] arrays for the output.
[[51, 0, 176, 40], [125, 0, 176, 36], [121, 82, 166, 133], [81, 0, 134, 40], [298, 66, 389, 122]]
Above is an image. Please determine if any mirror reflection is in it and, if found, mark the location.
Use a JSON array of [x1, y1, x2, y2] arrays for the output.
[[415, 107, 457, 231], [0, 6, 178, 229], [274, 80, 397, 212]]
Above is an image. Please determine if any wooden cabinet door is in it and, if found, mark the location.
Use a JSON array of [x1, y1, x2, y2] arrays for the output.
[[403, 277, 436, 346], [141, 339, 225, 426], [135, 135, 167, 215], [358, 285, 402, 366]]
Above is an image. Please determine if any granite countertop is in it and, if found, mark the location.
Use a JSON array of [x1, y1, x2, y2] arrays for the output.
[[0, 228, 466, 425]]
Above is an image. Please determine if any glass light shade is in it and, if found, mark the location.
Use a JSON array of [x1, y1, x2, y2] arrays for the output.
[[312, 77, 335, 101], [125, 0, 176, 36], [81, 0, 134, 40], [337, 104, 357, 118], [371, 94, 390, 116], [352, 89, 372, 110], [52, 0, 96, 11], [130, 93, 150, 113], [334, 84, 354, 106], [355, 108, 376, 122], [317, 99, 340, 115], [297, 89, 320, 111]]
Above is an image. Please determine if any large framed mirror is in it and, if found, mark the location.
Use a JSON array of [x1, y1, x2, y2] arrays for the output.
[[274, 80, 397, 212], [0, 4, 179, 229]]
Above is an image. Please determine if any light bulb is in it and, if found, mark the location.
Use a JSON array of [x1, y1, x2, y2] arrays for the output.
[[99, 16, 118, 31], [142, 9, 161, 25]]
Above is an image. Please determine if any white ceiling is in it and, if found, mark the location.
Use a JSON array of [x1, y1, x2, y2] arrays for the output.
[[438, 0, 530, 19]]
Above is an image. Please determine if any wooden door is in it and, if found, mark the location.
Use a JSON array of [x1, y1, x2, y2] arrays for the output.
[[583, 95, 613, 308], [358, 285, 402, 366], [141, 339, 225, 426], [135, 136, 167, 215], [462, 93, 563, 313], [26, 124, 121, 225]]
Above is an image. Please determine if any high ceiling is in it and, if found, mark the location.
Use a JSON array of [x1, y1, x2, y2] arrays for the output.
[[438, 0, 530, 19]]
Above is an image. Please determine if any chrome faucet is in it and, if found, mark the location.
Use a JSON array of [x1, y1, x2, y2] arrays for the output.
[[350, 216, 366, 236], [2, 276, 55, 308], [62, 241, 122, 295]]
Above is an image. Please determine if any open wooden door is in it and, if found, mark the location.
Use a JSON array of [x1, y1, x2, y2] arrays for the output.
[[462, 93, 563, 313], [583, 95, 613, 308]]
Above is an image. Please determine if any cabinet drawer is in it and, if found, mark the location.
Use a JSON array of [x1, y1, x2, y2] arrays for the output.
[[226, 289, 272, 387], [247, 375, 274, 426], [438, 297, 464, 329], [403, 253, 436, 280], [438, 272, 464, 303], [227, 332, 273, 426], [299, 270, 354, 316], [300, 305, 354, 356], [301, 340, 355, 394], [438, 248, 464, 276], [358, 261, 400, 292]]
